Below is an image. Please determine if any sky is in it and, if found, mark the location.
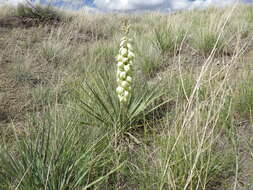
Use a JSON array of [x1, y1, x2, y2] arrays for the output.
[[1, 0, 253, 11]]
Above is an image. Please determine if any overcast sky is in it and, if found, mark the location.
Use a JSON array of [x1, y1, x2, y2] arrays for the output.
[[1, 0, 253, 11]]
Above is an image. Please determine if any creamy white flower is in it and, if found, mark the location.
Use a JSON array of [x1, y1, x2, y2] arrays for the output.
[[121, 81, 130, 89], [119, 71, 127, 80], [124, 65, 131, 73], [124, 90, 129, 98], [117, 54, 123, 62], [116, 86, 124, 95], [127, 43, 133, 50], [118, 95, 124, 102], [129, 60, 133, 66], [122, 57, 128, 63], [121, 36, 127, 41], [120, 48, 128, 56], [120, 40, 127, 47], [117, 70, 121, 77], [128, 51, 135, 59], [117, 62, 124, 69], [126, 76, 132, 83], [116, 24, 134, 103]]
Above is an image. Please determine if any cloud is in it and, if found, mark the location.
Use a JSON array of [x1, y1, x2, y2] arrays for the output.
[[94, 0, 240, 11], [94, 0, 167, 10], [0, 0, 24, 6], [1, 0, 250, 11], [0, 0, 97, 10]]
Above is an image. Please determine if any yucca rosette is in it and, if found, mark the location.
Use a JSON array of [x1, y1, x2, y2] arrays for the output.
[[116, 24, 135, 103]]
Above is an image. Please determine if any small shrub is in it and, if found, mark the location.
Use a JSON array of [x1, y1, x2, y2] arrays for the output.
[[16, 2, 62, 25]]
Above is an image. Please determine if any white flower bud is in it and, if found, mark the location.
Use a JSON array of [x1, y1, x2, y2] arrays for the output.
[[120, 48, 128, 56], [121, 81, 130, 89], [117, 62, 124, 69], [127, 43, 133, 51], [124, 90, 129, 98], [117, 54, 123, 62], [124, 64, 131, 73], [118, 95, 124, 102], [121, 36, 127, 41], [116, 86, 124, 95], [128, 51, 135, 59], [126, 76, 132, 83], [119, 71, 127, 80], [117, 70, 121, 77], [129, 60, 133, 66], [122, 57, 128, 63], [120, 40, 127, 47], [118, 94, 127, 103]]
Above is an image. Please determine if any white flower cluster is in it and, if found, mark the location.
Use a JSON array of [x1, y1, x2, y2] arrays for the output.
[[116, 33, 135, 103]]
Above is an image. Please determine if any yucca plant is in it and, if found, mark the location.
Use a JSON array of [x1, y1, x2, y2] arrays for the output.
[[73, 22, 167, 136]]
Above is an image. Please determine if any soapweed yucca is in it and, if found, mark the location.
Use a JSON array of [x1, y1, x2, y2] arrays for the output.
[[73, 23, 166, 135]]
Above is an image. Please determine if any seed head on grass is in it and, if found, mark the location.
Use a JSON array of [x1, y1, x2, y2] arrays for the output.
[[116, 22, 135, 103]]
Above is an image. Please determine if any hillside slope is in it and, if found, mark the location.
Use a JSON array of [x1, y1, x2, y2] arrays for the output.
[[0, 4, 253, 190]]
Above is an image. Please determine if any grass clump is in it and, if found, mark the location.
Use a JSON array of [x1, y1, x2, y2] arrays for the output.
[[235, 82, 253, 120], [153, 24, 185, 56], [139, 53, 164, 78], [0, 107, 122, 189], [195, 32, 227, 57]]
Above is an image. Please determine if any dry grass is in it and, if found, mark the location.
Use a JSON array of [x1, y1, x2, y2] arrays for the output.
[[0, 3, 253, 190]]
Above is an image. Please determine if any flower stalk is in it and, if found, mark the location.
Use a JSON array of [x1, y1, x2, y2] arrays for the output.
[[116, 23, 135, 103]]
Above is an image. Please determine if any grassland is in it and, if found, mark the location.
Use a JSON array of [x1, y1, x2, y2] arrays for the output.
[[0, 3, 253, 190]]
